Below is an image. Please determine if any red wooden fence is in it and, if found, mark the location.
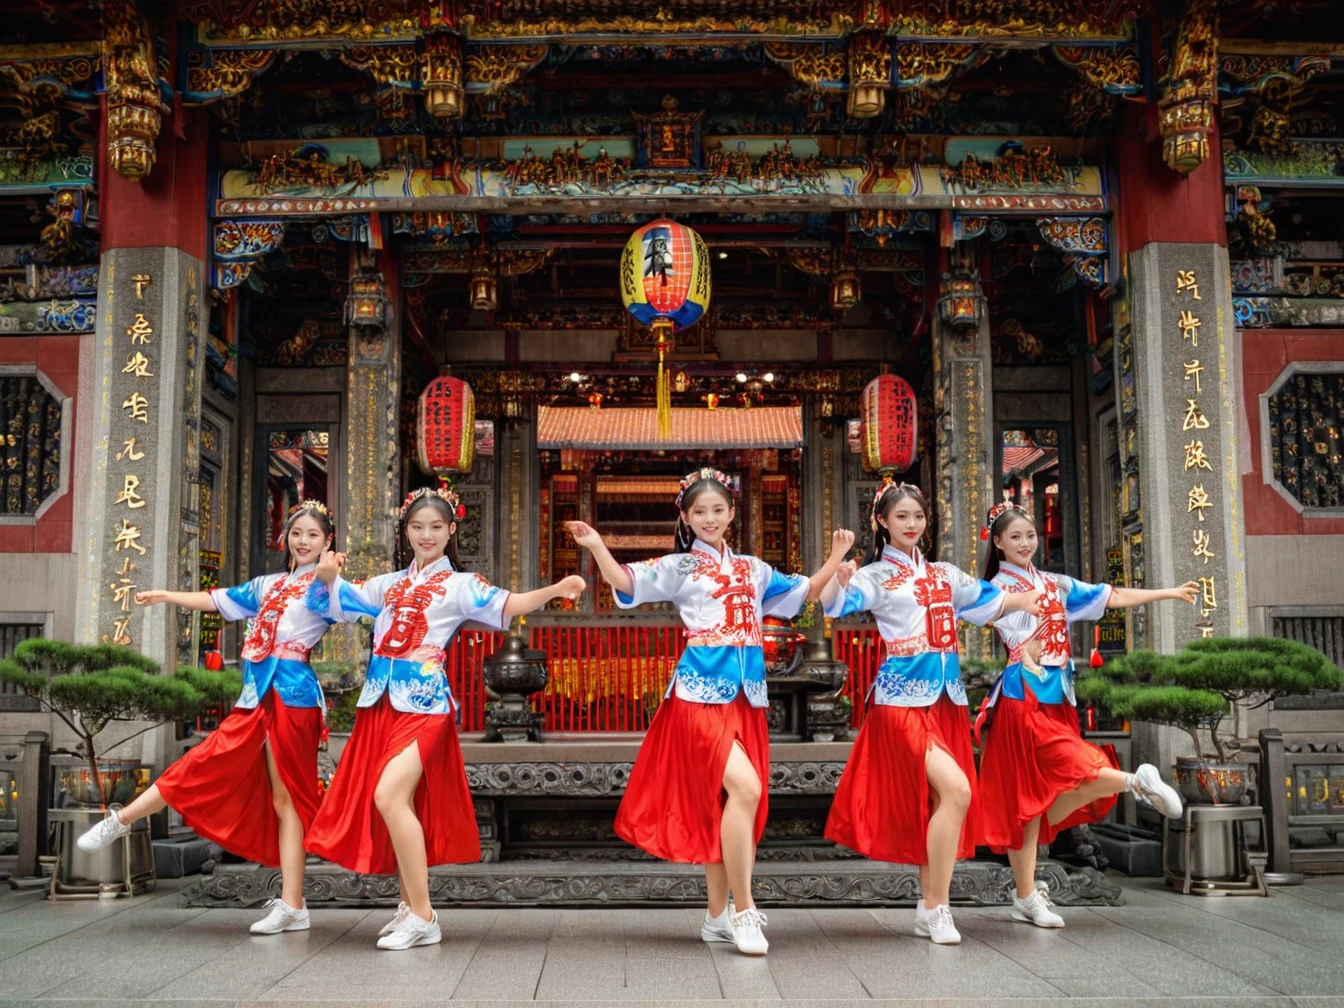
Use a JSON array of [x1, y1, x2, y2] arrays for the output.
[[444, 623, 885, 733]]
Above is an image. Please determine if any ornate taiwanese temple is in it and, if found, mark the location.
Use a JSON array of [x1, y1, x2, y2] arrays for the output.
[[1, 0, 1342, 905]]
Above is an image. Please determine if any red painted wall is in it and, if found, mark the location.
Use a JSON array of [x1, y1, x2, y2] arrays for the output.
[[1241, 329, 1344, 536], [0, 336, 79, 553]]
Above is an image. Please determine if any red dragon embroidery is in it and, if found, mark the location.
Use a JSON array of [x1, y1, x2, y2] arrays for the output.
[[690, 552, 760, 645], [241, 571, 315, 661], [881, 562, 914, 592], [377, 569, 455, 658], [912, 570, 958, 651], [1002, 568, 1068, 658]]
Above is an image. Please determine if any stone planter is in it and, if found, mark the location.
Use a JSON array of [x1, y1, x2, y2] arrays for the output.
[[1174, 757, 1248, 806]]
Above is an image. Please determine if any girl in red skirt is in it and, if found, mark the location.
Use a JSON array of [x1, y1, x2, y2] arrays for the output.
[[977, 501, 1196, 928], [77, 501, 336, 936], [823, 482, 1044, 945], [569, 468, 852, 957], [308, 485, 584, 951]]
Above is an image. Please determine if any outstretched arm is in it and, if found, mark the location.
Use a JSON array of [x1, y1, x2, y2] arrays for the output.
[[566, 521, 634, 597], [808, 528, 856, 602], [1108, 582, 1199, 609], [135, 590, 217, 612], [502, 575, 587, 618]]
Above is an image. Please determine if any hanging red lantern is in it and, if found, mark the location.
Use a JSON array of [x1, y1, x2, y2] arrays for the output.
[[859, 374, 918, 473], [416, 367, 476, 475]]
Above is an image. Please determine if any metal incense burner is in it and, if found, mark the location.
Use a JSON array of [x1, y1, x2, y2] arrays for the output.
[[481, 620, 548, 742]]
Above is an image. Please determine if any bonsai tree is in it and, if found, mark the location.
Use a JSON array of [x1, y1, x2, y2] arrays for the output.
[[0, 639, 241, 803], [1076, 637, 1343, 762]]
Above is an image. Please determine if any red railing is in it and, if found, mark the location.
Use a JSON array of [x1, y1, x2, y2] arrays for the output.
[[443, 623, 885, 733]]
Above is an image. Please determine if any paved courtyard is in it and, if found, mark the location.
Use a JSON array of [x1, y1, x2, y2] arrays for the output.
[[1, 875, 1343, 1008]]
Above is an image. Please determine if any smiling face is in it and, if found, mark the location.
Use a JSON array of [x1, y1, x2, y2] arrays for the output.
[[878, 492, 927, 556], [993, 515, 1038, 567], [404, 500, 456, 567], [286, 513, 331, 566], [681, 482, 734, 551]]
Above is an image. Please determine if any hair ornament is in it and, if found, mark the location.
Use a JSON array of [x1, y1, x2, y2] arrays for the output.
[[399, 476, 465, 522], [981, 499, 1028, 541], [288, 499, 330, 518], [674, 467, 732, 510], [870, 476, 920, 527]]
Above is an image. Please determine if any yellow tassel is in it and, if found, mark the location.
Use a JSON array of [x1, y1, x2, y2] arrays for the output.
[[654, 320, 673, 439]]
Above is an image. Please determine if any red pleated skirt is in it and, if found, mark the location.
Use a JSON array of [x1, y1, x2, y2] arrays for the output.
[[614, 693, 770, 864], [154, 691, 323, 868], [825, 695, 981, 865], [306, 694, 480, 874], [978, 691, 1118, 853]]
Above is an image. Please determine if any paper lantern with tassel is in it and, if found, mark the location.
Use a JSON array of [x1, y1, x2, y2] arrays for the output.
[[859, 374, 918, 473], [618, 219, 711, 438], [416, 368, 476, 475]]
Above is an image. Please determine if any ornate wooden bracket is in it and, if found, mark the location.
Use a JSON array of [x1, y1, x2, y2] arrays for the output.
[[1159, 0, 1218, 174], [212, 219, 287, 290], [1220, 54, 1329, 155], [103, 0, 170, 181], [183, 48, 279, 104], [1036, 216, 1109, 290]]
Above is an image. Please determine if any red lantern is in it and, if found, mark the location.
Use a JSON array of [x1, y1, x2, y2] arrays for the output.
[[416, 368, 476, 475], [860, 374, 918, 473]]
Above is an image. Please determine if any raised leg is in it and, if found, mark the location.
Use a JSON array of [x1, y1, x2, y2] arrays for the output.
[[1045, 767, 1130, 826], [110, 782, 168, 825]]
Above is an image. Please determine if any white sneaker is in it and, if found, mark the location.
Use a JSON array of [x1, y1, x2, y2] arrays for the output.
[[700, 901, 736, 943], [914, 903, 961, 945], [379, 901, 411, 937], [75, 807, 131, 853], [376, 909, 441, 951], [1130, 763, 1183, 819], [249, 899, 311, 935], [729, 907, 768, 956], [1011, 883, 1064, 929]]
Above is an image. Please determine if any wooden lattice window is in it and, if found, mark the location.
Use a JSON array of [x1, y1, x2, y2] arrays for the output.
[[0, 375, 62, 516], [1267, 369, 1344, 510]]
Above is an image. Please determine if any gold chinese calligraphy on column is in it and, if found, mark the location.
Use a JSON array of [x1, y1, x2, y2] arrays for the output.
[[103, 270, 156, 646], [1173, 267, 1219, 638]]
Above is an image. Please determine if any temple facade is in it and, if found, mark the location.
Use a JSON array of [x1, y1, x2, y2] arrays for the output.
[[1, 0, 1342, 787]]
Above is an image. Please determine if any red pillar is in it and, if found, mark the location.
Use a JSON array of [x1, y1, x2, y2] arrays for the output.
[[99, 104, 209, 259], [1116, 102, 1225, 252]]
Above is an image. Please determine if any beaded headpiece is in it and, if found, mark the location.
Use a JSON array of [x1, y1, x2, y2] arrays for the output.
[[399, 479, 465, 522], [675, 467, 732, 510], [981, 499, 1029, 541]]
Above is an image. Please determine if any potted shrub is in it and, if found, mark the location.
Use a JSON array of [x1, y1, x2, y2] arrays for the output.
[[1077, 637, 1342, 805], [0, 639, 239, 898]]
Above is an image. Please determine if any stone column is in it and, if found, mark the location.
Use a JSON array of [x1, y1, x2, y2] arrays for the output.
[[72, 111, 208, 770], [342, 249, 403, 582], [1118, 103, 1249, 774], [933, 264, 994, 655], [74, 115, 207, 685], [1119, 104, 1249, 650], [495, 414, 538, 592]]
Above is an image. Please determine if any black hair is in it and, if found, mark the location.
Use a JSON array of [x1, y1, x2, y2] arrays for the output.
[[866, 484, 929, 565], [673, 477, 735, 553], [981, 506, 1034, 581], [279, 503, 335, 572], [401, 495, 461, 568]]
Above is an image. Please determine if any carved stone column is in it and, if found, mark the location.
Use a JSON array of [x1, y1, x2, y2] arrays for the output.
[[933, 268, 994, 655], [342, 255, 402, 582], [74, 251, 204, 686]]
